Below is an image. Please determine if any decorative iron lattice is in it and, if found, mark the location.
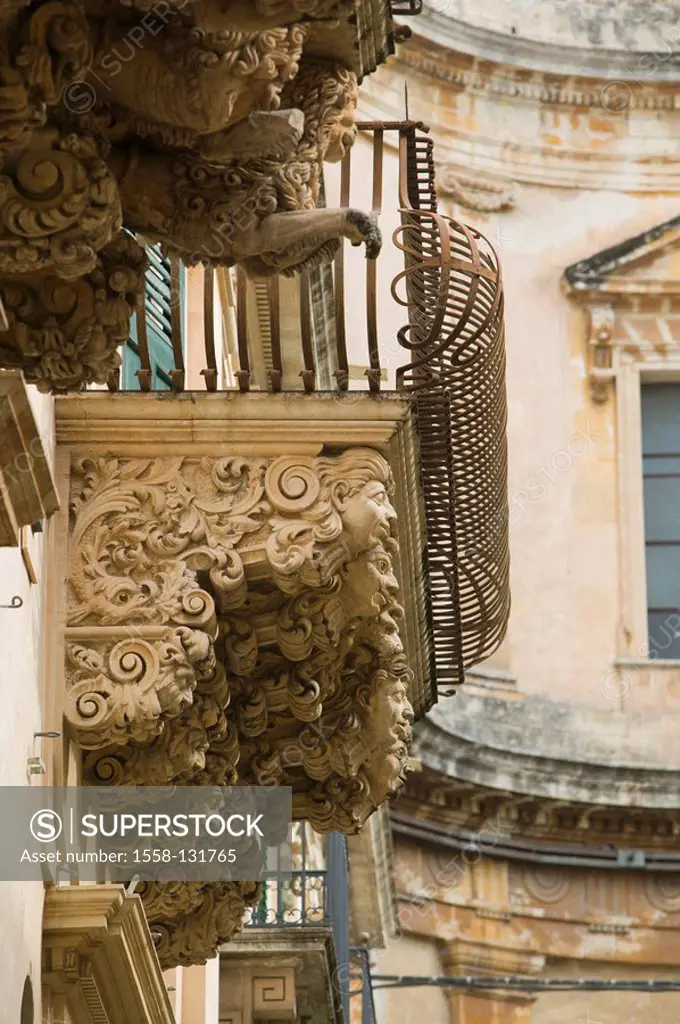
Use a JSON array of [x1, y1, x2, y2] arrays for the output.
[[393, 127, 509, 686]]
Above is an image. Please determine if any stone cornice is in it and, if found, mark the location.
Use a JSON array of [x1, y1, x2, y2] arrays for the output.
[[360, 39, 680, 190], [413, 718, 680, 810], [55, 392, 411, 454], [42, 884, 175, 1024], [414, 8, 680, 81], [400, 33, 680, 110]]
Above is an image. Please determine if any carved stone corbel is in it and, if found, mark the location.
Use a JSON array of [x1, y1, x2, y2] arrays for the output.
[[0, 1, 92, 156], [67, 450, 415, 835], [0, 231, 146, 392], [0, 130, 121, 279], [144, 880, 262, 969], [586, 303, 616, 403]]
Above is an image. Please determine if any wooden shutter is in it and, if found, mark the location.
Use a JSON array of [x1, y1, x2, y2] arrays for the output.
[[122, 246, 184, 390]]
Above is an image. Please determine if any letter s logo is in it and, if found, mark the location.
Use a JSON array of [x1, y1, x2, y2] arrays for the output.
[[30, 809, 63, 843]]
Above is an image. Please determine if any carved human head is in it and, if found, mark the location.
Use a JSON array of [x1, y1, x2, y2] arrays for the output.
[[319, 448, 397, 555], [357, 667, 414, 804], [282, 59, 359, 163]]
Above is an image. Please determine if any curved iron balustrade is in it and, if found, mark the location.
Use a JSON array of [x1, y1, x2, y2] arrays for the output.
[[392, 128, 509, 688]]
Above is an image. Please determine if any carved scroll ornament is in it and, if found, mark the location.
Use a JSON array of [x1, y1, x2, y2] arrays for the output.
[[0, 231, 146, 392], [68, 450, 415, 833]]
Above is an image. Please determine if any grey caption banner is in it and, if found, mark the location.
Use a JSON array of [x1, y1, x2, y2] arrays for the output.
[[0, 786, 292, 883]]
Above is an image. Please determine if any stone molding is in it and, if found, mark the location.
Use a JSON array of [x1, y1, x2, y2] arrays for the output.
[[415, 4, 680, 78], [437, 166, 516, 213], [0, 369, 59, 545], [220, 927, 344, 1024], [42, 884, 175, 1024], [565, 215, 680, 402], [360, 39, 680, 192]]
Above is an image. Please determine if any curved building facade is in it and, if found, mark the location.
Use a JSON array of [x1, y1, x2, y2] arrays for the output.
[[364, 2, 680, 1022]]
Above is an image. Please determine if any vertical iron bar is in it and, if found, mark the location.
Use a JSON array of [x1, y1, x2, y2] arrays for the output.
[[366, 128, 383, 392], [334, 151, 351, 390], [135, 301, 152, 392], [299, 270, 315, 392], [202, 265, 218, 391], [327, 833, 350, 1023]]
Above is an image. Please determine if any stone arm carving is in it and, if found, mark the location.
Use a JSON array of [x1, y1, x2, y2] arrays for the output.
[[105, 57, 378, 274], [111, 145, 380, 275]]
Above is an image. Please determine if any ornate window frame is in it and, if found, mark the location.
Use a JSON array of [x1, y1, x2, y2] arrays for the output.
[[567, 234, 680, 665]]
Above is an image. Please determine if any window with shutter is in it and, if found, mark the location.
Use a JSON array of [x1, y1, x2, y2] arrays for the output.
[[641, 382, 680, 659], [122, 245, 184, 390]]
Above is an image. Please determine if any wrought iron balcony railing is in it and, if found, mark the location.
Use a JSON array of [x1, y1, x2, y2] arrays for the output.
[[245, 828, 376, 1024], [105, 120, 509, 692]]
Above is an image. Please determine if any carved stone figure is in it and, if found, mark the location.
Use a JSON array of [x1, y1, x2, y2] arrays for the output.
[[67, 450, 414, 830], [107, 58, 379, 274], [88, 23, 309, 151]]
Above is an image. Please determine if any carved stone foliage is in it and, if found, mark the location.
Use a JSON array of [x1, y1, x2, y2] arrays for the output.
[[0, 231, 146, 392], [68, 450, 415, 834], [0, 0, 388, 387], [0, 1, 91, 155], [140, 880, 261, 969], [0, 130, 121, 279], [438, 166, 516, 213]]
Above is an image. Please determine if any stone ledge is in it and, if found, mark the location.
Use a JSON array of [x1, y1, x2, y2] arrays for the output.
[[42, 884, 175, 1024], [0, 371, 59, 546]]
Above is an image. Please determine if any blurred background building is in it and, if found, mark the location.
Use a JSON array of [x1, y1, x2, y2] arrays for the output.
[[364, 2, 680, 1022]]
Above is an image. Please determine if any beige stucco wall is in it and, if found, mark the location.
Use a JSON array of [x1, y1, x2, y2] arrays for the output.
[[0, 388, 56, 1020], [351, 24, 680, 748]]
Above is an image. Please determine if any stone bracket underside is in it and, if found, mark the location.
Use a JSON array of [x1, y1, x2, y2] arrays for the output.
[[66, 448, 415, 835], [0, 0, 394, 391]]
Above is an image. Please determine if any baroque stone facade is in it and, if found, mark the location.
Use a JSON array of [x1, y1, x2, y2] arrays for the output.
[[356, 1, 680, 1021], [0, 0, 393, 391]]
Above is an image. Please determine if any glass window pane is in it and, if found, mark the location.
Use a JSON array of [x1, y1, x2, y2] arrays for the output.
[[641, 383, 680, 454], [648, 610, 680, 660], [643, 476, 680, 541], [646, 545, 680, 608]]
